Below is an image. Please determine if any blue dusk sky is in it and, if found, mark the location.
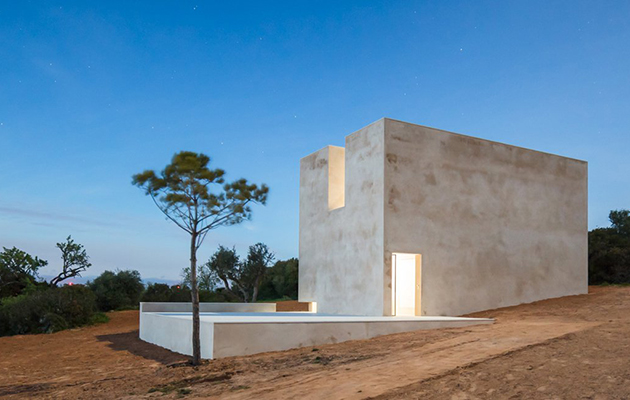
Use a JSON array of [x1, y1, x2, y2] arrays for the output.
[[1, 1, 629, 282]]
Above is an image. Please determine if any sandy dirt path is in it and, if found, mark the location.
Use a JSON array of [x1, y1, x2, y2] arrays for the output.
[[218, 321, 598, 400], [0, 287, 628, 399]]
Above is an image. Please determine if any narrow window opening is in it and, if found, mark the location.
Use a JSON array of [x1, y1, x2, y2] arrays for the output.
[[328, 146, 345, 210]]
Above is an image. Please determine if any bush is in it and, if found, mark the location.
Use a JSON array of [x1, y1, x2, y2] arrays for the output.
[[589, 227, 630, 284], [257, 258, 299, 301], [0, 246, 48, 299], [140, 283, 236, 303], [88, 270, 144, 311], [0, 285, 102, 336], [200, 288, 238, 302], [141, 283, 179, 302]]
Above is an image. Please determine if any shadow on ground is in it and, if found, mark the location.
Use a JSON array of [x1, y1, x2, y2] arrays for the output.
[[96, 330, 187, 365], [0, 383, 52, 397]]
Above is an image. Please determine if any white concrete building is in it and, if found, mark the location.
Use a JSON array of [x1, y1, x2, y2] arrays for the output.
[[139, 118, 586, 359], [299, 118, 588, 317]]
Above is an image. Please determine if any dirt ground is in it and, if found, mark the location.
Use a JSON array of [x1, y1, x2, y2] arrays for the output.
[[1, 287, 630, 399]]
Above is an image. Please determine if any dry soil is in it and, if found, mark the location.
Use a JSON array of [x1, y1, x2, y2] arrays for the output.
[[1, 287, 629, 399]]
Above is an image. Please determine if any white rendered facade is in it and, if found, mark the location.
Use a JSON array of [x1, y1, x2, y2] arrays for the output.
[[299, 118, 588, 317]]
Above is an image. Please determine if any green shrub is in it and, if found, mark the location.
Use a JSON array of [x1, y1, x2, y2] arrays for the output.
[[88, 270, 144, 311], [141, 283, 193, 302], [140, 283, 235, 303], [90, 312, 110, 324], [589, 228, 630, 284], [257, 258, 299, 301], [141, 283, 176, 302], [0, 246, 48, 299], [200, 288, 237, 302], [169, 285, 193, 302], [589, 209, 630, 285], [0, 285, 98, 336]]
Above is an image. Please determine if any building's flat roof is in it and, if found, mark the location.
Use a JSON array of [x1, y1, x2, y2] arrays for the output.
[[301, 118, 587, 164]]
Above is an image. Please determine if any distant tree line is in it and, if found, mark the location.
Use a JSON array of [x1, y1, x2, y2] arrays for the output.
[[0, 237, 298, 337], [0, 236, 104, 336], [0, 236, 91, 298], [181, 243, 298, 303], [589, 209, 630, 285]]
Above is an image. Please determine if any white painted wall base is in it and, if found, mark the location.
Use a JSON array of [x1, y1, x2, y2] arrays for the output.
[[138, 302, 277, 359], [139, 311, 493, 359]]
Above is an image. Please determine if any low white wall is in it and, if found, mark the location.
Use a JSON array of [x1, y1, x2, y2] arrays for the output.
[[140, 315, 491, 359], [139, 302, 492, 360], [139, 313, 214, 359], [212, 319, 492, 358], [139, 302, 276, 359], [139, 302, 276, 313]]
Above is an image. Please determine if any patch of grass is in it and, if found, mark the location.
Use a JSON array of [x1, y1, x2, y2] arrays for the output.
[[312, 356, 322, 364], [311, 355, 334, 365], [90, 312, 109, 325], [148, 372, 233, 394], [148, 384, 184, 395]]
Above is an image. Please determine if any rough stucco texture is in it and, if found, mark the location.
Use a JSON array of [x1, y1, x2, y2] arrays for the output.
[[299, 118, 588, 317], [299, 120, 385, 316], [383, 119, 588, 316]]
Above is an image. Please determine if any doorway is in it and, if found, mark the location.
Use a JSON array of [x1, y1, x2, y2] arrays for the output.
[[391, 253, 421, 316]]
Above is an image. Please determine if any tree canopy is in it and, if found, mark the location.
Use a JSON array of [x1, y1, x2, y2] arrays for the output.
[[589, 209, 630, 284], [50, 236, 91, 287], [88, 270, 145, 311], [132, 150, 268, 365], [201, 243, 275, 303], [609, 209, 630, 236], [258, 258, 299, 301], [132, 151, 269, 251], [0, 247, 47, 298]]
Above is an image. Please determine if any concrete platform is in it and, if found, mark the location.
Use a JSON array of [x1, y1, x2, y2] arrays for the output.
[[139, 311, 494, 359]]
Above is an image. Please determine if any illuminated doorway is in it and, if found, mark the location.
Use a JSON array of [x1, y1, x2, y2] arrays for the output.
[[391, 253, 421, 316]]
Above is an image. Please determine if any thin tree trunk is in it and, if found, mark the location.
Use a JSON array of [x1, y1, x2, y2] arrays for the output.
[[190, 232, 201, 365], [252, 276, 260, 303], [220, 276, 242, 301], [221, 277, 231, 292]]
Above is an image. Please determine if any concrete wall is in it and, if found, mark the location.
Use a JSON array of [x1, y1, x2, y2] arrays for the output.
[[299, 120, 385, 315], [211, 318, 492, 358], [138, 303, 277, 352], [139, 302, 276, 313], [299, 118, 588, 317], [140, 313, 214, 359], [382, 119, 588, 316], [139, 313, 492, 359]]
